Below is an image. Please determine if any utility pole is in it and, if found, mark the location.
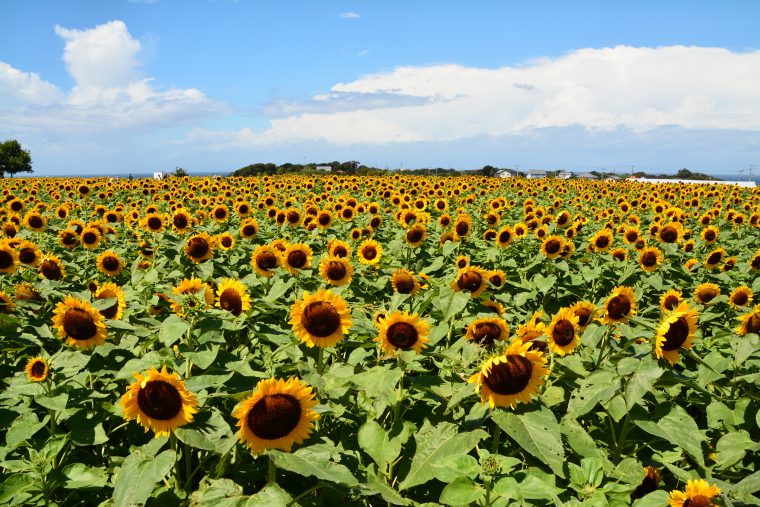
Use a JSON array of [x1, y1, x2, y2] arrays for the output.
[[749, 164, 756, 182]]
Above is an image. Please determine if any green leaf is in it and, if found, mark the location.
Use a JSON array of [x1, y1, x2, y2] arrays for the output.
[[35, 394, 68, 413], [358, 421, 402, 468], [439, 477, 484, 505], [567, 370, 620, 418], [430, 455, 481, 482], [62, 463, 109, 490], [158, 314, 189, 346], [715, 430, 758, 469], [635, 405, 705, 466], [399, 421, 487, 490], [560, 417, 603, 460], [68, 411, 108, 445], [493, 407, 566, 478], [533, 274, 557, 295], [175, 409, 235, 454], [632, 490, 670, 507], [271, 448, 358, 486], [620, 357, 663, 409], [112, 449, 177, 507], [247, 483, 293, 506], [264, 278, 294, 304], [362, 472, 410, 506], [434, 287, 469, 321], [6, 413, 48, 447]]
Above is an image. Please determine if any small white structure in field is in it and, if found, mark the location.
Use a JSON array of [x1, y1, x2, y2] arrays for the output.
[[496, 169, 516, 178], [577, 172, 598, 179], [315, 165, 332, 172], [527, 169, 546, 179], [153, 171, 166, 180], [631, 178, 755, 188], [557, 170, 573, 179]]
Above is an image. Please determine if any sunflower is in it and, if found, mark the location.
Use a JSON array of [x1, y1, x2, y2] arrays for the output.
[[623, 226, 641, 244], [0, 242, 19, 274], [453, 214, 472, 239], [217, 232, 235, 251], [668, 479, 720, 507], [455, 255, 469, 270], [327, 239, 351, 258], [95, 282, 126, 320], [452, 266, 489, 297], [121, 366, 198, 437], [239, 218, 259, 239], [140, 212, 166, 233], [694, 283, 720, 305], [24, 211, 46, 232], [496, 225, 514, 248], [660, 289, 683, 312], [729, 286, 753, 309], [684, 258, 699, 272], [481, 299, 505, 316], [589, 229, 614, 252], [185, 232, 215, 263], [282, 243, 313, 274], [96, 250, 124, 277], [391, 269, 420, 295], [488, 270, 506, 289], [541, 235, 564, 259], [469, 340, 549, 409], [638, 246, 663, 272], [375, 311, 430, 354], [655, 302, 698, 364], [216, 278, 251, 316], [610, 247, 627, 262], [251, 244, 281, 277], [657, 221, 683, 244], [631, 467, 662, 501], [0, 291, 14, 313], [26, 357, 49, 382], [736, 304, 760, 336], [171, 209, 193, 233], [80, 227, 102, 249], [465, 317, 509, 346], [547, 308, 581, 356], [405, 224, 427, 247], [602, 286, 637, 325], [39, 254, 65, 281], [357, 238, 382, 265], [14, 282, 39, 301], [233, 377, 319, 454], [290, 290, 352, 348], [52, 295, 107, 348], [316, 210, 333, 229], [316, 255, 352, 286], [704, 247, 726, 270], [17, 240, 42, 266], [171, 277, 214, 315], [58, 229, 79, 249], [700, 226, 719, 245], [570, 301, 596, 330]]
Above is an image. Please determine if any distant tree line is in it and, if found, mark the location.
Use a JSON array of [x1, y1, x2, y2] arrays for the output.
[[231, 161, 468, 177]]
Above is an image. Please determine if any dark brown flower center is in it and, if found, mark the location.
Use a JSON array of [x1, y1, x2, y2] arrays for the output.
[[219, 288, 243, 316], [704, 230, 716, 241], [607, 295, 631, 320], [595, 235, 610, 248], [256, 251, 278, 270], [630, 473, 659, 500], [455, 221, 470, 236], [706, 252, 722, 265], [483, 355, 533, 395], [473, 322, 501, 345], [457, 270, 483, 293], [698, 287, 717, 303], [137, 380, 183, 420], [545, 239, 561, 254], [0, 250, 13, 269], [683, 495, 712, 507], [41, 260, 62, 280], [246, 393, 301, 440], [489, 274, 504, 287], [663, 295, 679, 310], [407, 228, 423, 243], [173, 215, 188, 229], [19, 248, 37, 264], [662, 317, 690, 351], [746, 314, 760, 334], [28, 216, 44, 229], [326, 261, 347, 281], [221, 236, 233, 248], [187, 237, 210, 258], [287, 211, 300, 224], [214, 208, 227, 220], [660, 226, 678, 243], [394, 274, 416, 294], [552, 319, 575, 346], [641, 251, 658, 267], [575, 307, 592, 327], [318, 213, 331, 225], [386, 322, 419, 349], [625, 231, 638, 242], [98, 290, 119, 319], [332, 245, 347, 258], [361, 246, 377, 260], [147, 217, 162, 230], [62, 308, 97, 340], [30, 360, 46, 378], [61, 232, 78, 246], [301, 301, 341, 337], [82, 231, 98, 244], [287, 250, 307, 269], [102, 256, 120, 272], [242, 225, 256, 236], [732, 292, 748, 306]]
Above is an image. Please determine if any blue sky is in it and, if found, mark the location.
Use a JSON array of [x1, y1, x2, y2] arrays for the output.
[[1, 1, 759, 175]]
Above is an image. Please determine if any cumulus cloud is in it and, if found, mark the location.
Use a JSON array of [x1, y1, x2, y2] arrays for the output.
[[205, 45, 760, 148], [339, 12, 360, 19], [0, 20, 222, 135]]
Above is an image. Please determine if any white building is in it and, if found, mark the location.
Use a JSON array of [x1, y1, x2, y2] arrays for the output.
[[557, 170, 573, 179], [153, 171, 167, 180], [527, 169, 546, 179], [496, 169, 516, 178], [315, 165, 332, 172], [629, 177, 755, 188]]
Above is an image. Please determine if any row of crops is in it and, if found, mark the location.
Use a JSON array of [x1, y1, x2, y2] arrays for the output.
[[0, 174, 758, 506]]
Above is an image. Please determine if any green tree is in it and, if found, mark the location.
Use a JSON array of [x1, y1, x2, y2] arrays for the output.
[[0, 140, 33, 178], [173, 166, 189, 177], [481, 165, 497, 177]]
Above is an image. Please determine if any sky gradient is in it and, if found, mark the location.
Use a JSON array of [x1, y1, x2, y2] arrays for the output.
[[1, 1, 759, 176]]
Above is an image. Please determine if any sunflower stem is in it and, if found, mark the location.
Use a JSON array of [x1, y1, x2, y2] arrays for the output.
[[490, 420, 502, 454], [593, 329, 611, 370], [267, 455, 277, 484], [316, 346, 324, 376], [184, 443, 193, 492], [170, 434, 182, 491]]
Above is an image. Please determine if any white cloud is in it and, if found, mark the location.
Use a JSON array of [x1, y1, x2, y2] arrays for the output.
[[339, 12, 360, 19], [201, 45, 760, 148], [0, 20, 222, 134]]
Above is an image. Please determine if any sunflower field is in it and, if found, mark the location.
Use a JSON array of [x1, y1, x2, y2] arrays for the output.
[[0, 175, 759, 507]]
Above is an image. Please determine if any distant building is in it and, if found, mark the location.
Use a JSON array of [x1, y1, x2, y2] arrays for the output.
[[153, 171, 166, 180], [315, 165, 332, 172], [577, 172, 598, 179], [496, 169, 517, 178], [605, 175, 622, 181], [527, 169, 546, 179], [557, 170, 573, 179]]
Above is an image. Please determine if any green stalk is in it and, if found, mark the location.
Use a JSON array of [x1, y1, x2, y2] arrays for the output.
[[267, 455, 277, 484]]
